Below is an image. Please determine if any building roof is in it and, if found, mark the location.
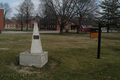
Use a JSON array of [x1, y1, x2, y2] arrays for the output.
[[82, 25, 93, 28]]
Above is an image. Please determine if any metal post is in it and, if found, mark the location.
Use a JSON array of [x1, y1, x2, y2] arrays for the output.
[[97, 23, 101, 59]]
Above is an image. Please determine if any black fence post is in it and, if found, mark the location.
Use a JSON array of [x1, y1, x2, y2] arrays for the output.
[[97, 23, 101, 59]]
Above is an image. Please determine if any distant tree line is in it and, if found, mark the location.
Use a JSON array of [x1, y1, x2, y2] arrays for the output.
[[13, 0, 98, 33], [15, 0, 34, 31], [1, 0, 120, 33], [40, 0, 98, 34]]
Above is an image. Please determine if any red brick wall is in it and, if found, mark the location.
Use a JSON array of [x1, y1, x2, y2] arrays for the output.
[[56, 21, 60, 31], [0, 9, 4, 31], [5, 20, 34, 29]]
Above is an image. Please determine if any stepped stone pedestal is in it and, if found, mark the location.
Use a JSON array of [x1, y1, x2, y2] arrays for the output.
[[19, 22, 48, 68]]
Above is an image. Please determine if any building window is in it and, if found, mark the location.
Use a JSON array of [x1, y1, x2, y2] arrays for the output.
[[5, 25, 7, 27], [8, 25, 10, 28]]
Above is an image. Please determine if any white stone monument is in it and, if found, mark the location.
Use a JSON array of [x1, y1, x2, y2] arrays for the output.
[[19, 22, 48, 68]]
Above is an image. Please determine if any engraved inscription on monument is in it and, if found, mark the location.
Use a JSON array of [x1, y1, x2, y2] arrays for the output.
[[34, 35, 39, 39]]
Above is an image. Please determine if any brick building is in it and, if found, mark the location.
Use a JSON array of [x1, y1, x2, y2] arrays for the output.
[[0, 9, 4, 31], [5, 15, 41, 30], [40, 19, 58, 30], [5, 17, 93, 32], [2, 11, 93, 31], [5, 19, 17, 29], [40, 19, 72, 31], [5, 19, 75, 31], [5, 19, 37, 29], [5, 15, 93, 31], [80, 25, 92, 32]]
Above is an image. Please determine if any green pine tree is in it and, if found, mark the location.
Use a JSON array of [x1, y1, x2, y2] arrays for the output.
[[97, 0, 120, 33]]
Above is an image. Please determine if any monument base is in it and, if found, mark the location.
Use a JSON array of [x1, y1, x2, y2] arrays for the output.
[[19, 51, 48, 68]]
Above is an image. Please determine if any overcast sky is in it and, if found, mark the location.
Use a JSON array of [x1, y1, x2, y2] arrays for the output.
[[0, 0, 40, 18], [0, 0, 103, 18]]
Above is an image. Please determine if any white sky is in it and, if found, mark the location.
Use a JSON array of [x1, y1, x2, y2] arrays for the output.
[[0, 0, 40, 18]]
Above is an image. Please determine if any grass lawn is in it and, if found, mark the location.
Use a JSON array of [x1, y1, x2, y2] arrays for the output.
[[0, 32, 120, 80]]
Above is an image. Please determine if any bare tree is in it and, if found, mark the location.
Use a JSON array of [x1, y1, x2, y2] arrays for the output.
[[14, 0, 34, 31], [21, 0, 34, 30], [82, 13, 97, 26], [44, 0, 77, 34], [0, 2, 11, 19], [38, 0, 56, 30], [71, 0, 98, 33], [15, 3, 25, 31], [38, 0, 47, 18]]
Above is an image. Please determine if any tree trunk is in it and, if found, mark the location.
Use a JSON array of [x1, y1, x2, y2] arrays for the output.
[[66, 29, 69, 33], [65, 26, 69, 33], [26, 24, 28, 31], [77, 18, 82, 34], [21, 22, 23, 31], [21, 25, 23, 31], [45, 25, 47, 30], [26, 13, 29, 31], [107, 26, 109, 33], [39, 24, 41, 31], [60, 25, 63, 35], [77, 25, 80, 34]]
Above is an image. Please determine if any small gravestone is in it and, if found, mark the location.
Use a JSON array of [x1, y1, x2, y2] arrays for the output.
[[19, 22, 48, 68]]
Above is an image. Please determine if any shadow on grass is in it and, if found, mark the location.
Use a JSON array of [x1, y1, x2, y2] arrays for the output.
[[102, 33, 120, 40], [102, 37, 120, 40], [42, 56, 61, 71]]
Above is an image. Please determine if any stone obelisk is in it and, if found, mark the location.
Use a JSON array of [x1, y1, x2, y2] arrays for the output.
[[31, 22, 42, 53], [19, 22, 48, 68]]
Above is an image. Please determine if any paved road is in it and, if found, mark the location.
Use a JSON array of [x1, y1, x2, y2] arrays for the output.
[[1, 31, 59, 34], [1, 30, 119, 34]]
